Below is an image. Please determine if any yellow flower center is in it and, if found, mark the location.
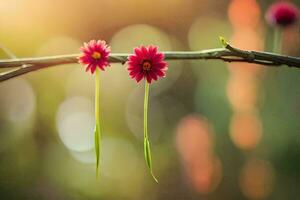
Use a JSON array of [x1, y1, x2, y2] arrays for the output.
[[142, 61, 151, 71], [92, 52, 101, 60]]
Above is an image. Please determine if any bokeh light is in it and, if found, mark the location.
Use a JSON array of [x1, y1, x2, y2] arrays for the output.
[[110, 24, 172, 53], [176, 115, 222, 194], [228, 0, 261, 30], [56, 96, 94, 152], [0, 0, 299, 199], [0, 78, 36, 123], [229, 112, 262, 150], [239, 158, 275, 199], [226, 73, 258, 113], [0, 78, 36, 153], [227, 0, 264, 152]]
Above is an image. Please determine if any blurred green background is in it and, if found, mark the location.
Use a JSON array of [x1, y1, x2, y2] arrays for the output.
[[0, 0, 300, 199]]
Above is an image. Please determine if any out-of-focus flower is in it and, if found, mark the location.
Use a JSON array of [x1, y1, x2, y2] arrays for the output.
[[127, 45, 168, 84], [78, 40, 111, 73], [265, 1, 299, 27]]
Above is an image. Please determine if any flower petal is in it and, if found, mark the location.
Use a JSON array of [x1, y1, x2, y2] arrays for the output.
[[152, 68, 165, 77], [146, 74, 152, 84], [149, 71, 158, 80], [78, 39, 111, 74], [134, 48, 143, 58], [135, 72, 144, 83], [127, 45, 168, 83], [141, 46, 148, 57]]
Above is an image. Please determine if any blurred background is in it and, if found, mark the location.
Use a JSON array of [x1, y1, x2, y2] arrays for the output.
[[0, 0, 300, 199]]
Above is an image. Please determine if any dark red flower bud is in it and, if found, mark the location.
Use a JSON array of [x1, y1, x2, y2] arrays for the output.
[[266, 1, 299, 27]]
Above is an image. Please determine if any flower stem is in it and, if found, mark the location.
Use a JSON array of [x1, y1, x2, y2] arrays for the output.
[[144, 81, 149, 140], [144, 81, 158, 183], [95, 68, 101, 178], [273, 28, 282, 54]]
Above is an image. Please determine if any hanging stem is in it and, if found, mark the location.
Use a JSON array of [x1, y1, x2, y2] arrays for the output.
[[144, 81, 149, 140], [144, 81, 158, 183], [95, 69, 101, 177]]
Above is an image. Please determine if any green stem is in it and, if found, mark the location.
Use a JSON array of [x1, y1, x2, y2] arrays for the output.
[[143, 81, 158, 183], [144, 81, 149, 140], [95, 69, 101, 177], [273, 28, 282, 54]]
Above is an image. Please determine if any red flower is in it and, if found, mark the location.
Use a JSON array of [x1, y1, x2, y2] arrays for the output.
[[266, 1, 299, 27], [127, 45, 168, 84], [78, 40, 111, 73]]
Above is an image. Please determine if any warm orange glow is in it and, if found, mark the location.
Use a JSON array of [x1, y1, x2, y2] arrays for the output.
[[185, 157, 222, 194], [239, 159, 275, 199], [176, 115, 222, 194], [176, 115, 214, 162], [228, 0, 261, 29], [226, 74, 258, 112], [230, 29, 263, 51], [227, 30, 263, 75], [230, 112, 262, 150], [228, 0, 263, 75], [228, 63, 262, 76], [227, 0, 264, 153]]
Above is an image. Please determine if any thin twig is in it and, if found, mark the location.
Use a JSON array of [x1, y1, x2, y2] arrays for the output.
[[0, 43, 33, 82], [0, 43, 299, 82]]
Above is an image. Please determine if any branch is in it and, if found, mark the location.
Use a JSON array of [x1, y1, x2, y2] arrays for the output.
[[0, 42, 300, 82]]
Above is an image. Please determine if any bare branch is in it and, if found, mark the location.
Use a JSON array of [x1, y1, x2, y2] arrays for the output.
[[0, 44, 299, 82]]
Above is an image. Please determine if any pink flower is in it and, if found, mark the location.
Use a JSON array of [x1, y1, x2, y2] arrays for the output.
[[78, 40, 111, 73], [127, 45, 168, 84], [266, 1, 299, 27]]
